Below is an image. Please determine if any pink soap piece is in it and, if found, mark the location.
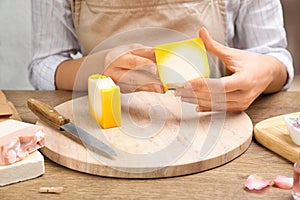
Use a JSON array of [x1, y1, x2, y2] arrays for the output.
[[244, 174, 272, 190], [273, 175, 293, 189], [0, 125, 45, 165]]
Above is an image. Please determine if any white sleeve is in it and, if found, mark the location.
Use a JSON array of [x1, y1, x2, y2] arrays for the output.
[[28, 0, 80, 90], [232, 0, 294, 90]]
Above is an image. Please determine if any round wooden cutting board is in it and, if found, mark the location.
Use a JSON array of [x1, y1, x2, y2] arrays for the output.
[[38, 91, 253, 178]]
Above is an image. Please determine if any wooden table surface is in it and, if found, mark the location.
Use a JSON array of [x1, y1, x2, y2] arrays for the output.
[[1, 90, 300, 200]]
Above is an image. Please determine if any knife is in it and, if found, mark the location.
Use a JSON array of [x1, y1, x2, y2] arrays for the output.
[[27, 98, 117, 158]]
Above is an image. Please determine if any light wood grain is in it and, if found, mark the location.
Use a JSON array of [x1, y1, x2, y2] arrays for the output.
[[254, 112, 300, 163], [0, 90, 12, 117], [0, 102, 21, 122], [38, 92, 253, 178], [2, 91, 300, 200]]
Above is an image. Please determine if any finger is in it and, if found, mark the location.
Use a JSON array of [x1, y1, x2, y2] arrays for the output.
[[181, 95, 228, 112], [174, 87, 197, 98], [181, 93, 227, 107], [105, 44, 155, 67], [135, 84, 164, 93], [199, 100, 245, 112], [181, 97, 198, 104], [196, 101, 228, 112], [195, 91, 251, 112], [114, 54, 158, 74], [196, 103, 241, 112], [199, 27, 232, 61], [116, 69, 164, 93], [185, 78, 228, 93], [183, 96, 227, 111], [184, 78, 209, 92], [103, 67, 124, 83], [176, 82, 228, 107], [120, 82, 164, 93], [179, 90, 235, 111], [179, 87, 255, 112], [105, 45, 139, 64], [135, 63, 158, 75], [196, 106, 211, 112], [180, 90, 211, 106], [131, 47, 155, 60]]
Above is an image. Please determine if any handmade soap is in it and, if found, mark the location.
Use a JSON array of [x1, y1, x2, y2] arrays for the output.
[[0, 119, 45, 165], [0, 119, 45, 186], [155, 38, 210, 91], [88, 74, 122, 129], [0, 151, 44, 186]]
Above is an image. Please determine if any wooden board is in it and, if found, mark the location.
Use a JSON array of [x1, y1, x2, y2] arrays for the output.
[[0, 102, 21, 122], [38, 92, 253, 178], [254, 112, 300, 163], [0, 89, 20, 122]]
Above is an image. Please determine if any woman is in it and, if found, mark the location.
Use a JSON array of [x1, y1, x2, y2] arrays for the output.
[[29, 0, 293, 111]]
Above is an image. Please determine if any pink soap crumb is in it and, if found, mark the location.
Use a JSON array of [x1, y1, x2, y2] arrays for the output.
[[244, 174, 272, 190], [0, 126, 45, 165], [245, 174, 293, 191], [273, 175, 293, 189]]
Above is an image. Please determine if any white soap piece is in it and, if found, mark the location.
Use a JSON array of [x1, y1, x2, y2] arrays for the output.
[[0, 150, 44, 186]]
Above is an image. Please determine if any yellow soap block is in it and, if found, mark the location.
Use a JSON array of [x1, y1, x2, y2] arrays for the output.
[[88, 74, 121, 129], [155, 38, 210, 91]]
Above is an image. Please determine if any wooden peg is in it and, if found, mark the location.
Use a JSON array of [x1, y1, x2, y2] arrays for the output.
[[39, 187, 64, 193]]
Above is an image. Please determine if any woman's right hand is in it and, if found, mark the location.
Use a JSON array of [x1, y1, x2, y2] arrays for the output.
[[104, 44, 164, 93]]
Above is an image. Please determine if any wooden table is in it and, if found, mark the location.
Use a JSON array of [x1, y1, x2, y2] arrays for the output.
[[1, 90, 299, 200]]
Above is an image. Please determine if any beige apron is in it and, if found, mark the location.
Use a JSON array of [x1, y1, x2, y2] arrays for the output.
[[71, 0, 227, 78]]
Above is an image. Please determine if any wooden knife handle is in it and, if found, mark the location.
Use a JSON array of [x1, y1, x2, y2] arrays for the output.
[[27, 98, 70, 130]]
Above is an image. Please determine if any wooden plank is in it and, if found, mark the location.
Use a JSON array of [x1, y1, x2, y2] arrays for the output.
[[0, 90, 12, 117], [0, 90, 21, 122], [2, 90, 298, 199]]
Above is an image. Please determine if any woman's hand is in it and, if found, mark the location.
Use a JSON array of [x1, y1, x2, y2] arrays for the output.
[[175, 27, 287, 112], [104, 44, 164, 93]]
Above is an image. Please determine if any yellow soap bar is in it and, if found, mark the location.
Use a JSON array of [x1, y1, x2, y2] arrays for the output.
[[88, 74, 121, 129], [155, 38, 210, 91]]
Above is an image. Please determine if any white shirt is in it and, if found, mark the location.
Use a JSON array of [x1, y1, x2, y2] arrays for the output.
[[29, 0, 294, 90]]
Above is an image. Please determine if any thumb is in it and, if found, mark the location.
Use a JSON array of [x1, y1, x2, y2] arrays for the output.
[[199, 27, 230, 59]]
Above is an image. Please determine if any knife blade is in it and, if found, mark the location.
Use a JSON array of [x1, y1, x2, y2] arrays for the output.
[[27, 98, 117, 158]]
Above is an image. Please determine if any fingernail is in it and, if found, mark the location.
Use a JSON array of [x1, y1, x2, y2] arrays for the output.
[[183, 82, 192, 88]]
